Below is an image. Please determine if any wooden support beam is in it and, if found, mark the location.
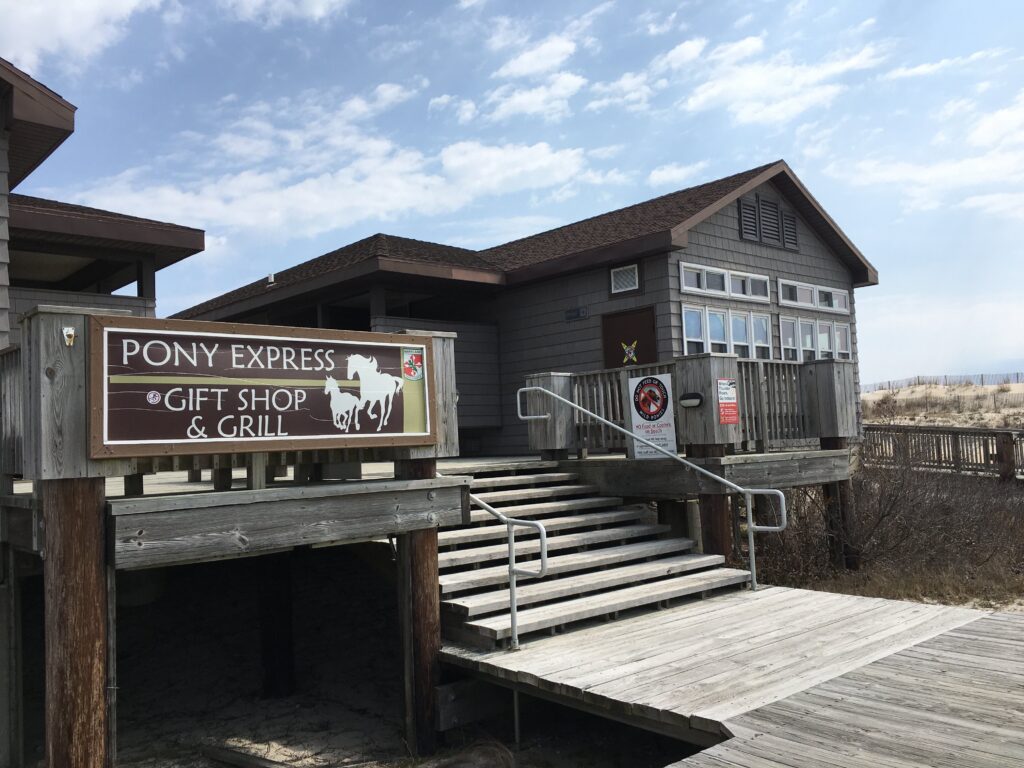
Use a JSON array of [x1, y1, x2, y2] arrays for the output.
[[247, 454, 268, 491], [820, 436, 859, 570], [996, 431, 1016, 482], [0, 545, 24, 768], [688, 444, 732, 559], [395, 457, 440, 757], [256, 553, 294, 698], [187, 469, 203, 483], [123, 473, 144, 497], [212, 467, 233, 491], [41, 477, 110, 768]]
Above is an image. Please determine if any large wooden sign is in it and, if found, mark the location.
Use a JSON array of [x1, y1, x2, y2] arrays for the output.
[[89, 316, 435, 457]]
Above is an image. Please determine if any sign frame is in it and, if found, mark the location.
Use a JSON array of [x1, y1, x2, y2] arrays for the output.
[[717, 377, 739, 426], [625, 373, 677, 460], [88, 315, 437, 458]]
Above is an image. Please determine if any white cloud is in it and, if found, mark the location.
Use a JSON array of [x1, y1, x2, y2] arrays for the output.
[[588, 144, 624, 159], [636, 10, 679, 36], [495, 35, 576, 78], [733, 13, 754, 29], [651, 38, 708, 73], [795, 121, 836, 159], [786, 0, 808, 16], [487, 16, 530, 51], [587, 71, 660, 112], [457, 0, 485, 8], [934, 98, 976, 122], [440, 142, 585, 196], [218, 0, 351, 26], [443, 215, 564, 248], [487, 72, 587, 121], [371, 39, 422, 61], [882, 48, 1007, 80], [0, 0, 161, 73], [683, 40, 886, 124], [961, 192, 1024, 220], [968, 89, 1024, 147], [647, 160, 710, 187], [429, 94, 478, 124]]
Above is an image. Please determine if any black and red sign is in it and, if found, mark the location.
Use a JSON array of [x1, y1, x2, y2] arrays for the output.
[[633, 377, 669, 421]]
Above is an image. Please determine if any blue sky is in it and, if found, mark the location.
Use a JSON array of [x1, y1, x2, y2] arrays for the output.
[[3, 0, 1023, 385]]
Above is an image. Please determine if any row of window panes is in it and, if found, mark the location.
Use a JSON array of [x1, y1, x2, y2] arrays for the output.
[[683, 306, 772, 360], [779, 316, 852, 361], [684, 304, 851, 361], [681, 265, 770, 303], [778, 279, 850, 314]]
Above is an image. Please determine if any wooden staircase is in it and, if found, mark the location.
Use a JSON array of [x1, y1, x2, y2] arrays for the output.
[[439, 461, 750, 648]]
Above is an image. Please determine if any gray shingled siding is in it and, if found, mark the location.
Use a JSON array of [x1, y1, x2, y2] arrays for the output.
[[0, 132, 10, 350], [669, 180, 864, 433], [477, 252, 675, 455], [370, 315, 501, 430], [6, 287, 154, 347]]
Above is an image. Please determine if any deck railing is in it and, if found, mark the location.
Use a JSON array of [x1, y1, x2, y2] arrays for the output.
[[571, 358, 815, 453], [862, 424, 1023, 478]]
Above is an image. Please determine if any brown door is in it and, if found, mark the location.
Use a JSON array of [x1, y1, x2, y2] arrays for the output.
[[602, 307, 657, 368]]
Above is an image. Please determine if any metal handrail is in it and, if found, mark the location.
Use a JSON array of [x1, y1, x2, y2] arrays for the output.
[[517, 386, 787, 590], [442, 474, 548, 651]]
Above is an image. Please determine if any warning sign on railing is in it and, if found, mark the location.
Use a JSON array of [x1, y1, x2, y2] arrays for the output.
[[718, 377, 739, 425], [627, 374, 677, 459]]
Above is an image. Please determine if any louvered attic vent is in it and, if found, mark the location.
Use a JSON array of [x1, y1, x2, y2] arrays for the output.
[[737, 195, 799, 251], [610, 263, 640, 294]]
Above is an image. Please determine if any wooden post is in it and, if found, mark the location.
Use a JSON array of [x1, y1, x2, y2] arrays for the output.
[[524, 372, 574, 459], [820, 436, 858, 570], [996, 431, 1016, 482], [395, 457, 440, 756], [212, 467, 233, 491], [123, 472, 144, 497], [256, 553, 294, 698], [247, 453, 268, 491], [0, 545, 24, 768], [688, 444, 732, 558], [187, 468, 203, 482], [41, 477, 110, 768]]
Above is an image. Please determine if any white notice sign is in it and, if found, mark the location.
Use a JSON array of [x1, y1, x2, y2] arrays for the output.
[[627, 374, 678, 459]]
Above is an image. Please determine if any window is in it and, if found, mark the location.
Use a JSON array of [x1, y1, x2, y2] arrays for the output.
[[737, 195, 799, 250], [752, 314, 771, 359], [799, 319, 817, 362], [731, 312, 751, 359], [818, 321, 835, 359], [707, 309, 729, 353], [836, 323, 851, 360], [779, 279, 849, 314], [780, 317, 798, 361], [681, 264, 768, 304], [683, 306, 705, 354], [610, 264, 640, 294]]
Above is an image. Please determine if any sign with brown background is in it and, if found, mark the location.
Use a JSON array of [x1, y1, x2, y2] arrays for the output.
[[89, 316, 435, 458]]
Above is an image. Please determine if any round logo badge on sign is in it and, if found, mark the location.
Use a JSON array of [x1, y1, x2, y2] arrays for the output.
[[633, 377, 668, 421]]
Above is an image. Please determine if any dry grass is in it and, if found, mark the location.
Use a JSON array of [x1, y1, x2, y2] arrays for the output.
[[862, 383, 1024, 428], [756, 461, 1024, 609]]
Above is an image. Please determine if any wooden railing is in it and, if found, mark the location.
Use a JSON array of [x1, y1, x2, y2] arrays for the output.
[[570, 357, 820, 454], [572, 361, 675, 451], [862, 424, 1023, 478], [737, 360, 808, 449]]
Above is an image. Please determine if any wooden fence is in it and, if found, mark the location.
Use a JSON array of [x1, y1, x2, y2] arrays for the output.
[[571, 358, 817, 453], [861, 424, 1023, 479]]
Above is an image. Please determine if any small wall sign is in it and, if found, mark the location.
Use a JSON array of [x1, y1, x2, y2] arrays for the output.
[[89, 316, 436, 457], [717, 377, 739, 425], [627, 374, 677, 459]]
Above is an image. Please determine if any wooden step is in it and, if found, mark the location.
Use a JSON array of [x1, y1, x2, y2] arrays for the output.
[[452, 496, 625, 527], [438, 524, 671, 570], [472, 484, 601, 506], [443, 553, 727, 617], [438, 507, 651, 548], [463, 568, 752, 640], [438, 538, 695, 595], [470, 472, 579, 490], [441, 460, 559, 477]]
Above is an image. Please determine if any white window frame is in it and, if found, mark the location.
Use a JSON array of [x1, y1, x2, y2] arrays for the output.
[[681, 264, 769, 304], [682, 305, 706, 355], [751, 313, 772, 360], [778, 278, 851, 315], [610, 263, 640, 294], [818, 320, 835, 359], [729, 310, 752, 359], [835, 322, 852, 360], [706, 308, 730, 354], [780, 316, 799, 361], [798, 317, 818, 362]]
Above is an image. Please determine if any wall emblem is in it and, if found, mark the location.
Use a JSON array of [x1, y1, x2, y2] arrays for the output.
[[621, 339, 639, 365], [402, 348, 425, 381]]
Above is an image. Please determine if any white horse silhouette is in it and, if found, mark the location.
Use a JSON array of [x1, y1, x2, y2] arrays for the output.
[[324, 376, 364, 431], [346, 354, 404, 432]]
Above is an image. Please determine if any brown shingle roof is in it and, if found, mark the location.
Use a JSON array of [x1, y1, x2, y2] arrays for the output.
[[175, 233, 494, 319], [480, 161, 781, 270], [10, 194, 203, 234]]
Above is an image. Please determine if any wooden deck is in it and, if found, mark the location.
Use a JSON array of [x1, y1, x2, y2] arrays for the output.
[[441, 587, 987, 749], [676, 612, 1024, 767]]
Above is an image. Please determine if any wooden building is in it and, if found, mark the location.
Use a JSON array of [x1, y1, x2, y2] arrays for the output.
[[178, 160, 877, 455]]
